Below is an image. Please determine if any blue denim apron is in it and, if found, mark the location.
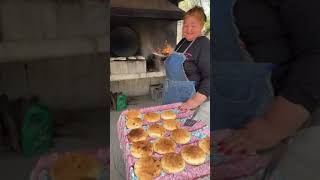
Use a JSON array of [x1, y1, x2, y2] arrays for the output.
[[212, 0, 275, 130], [162, 39, 196, 104], [213, 62, 275, 130]]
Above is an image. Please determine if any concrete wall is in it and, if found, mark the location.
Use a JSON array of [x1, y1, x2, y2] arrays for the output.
[[0, 0, 109, 109], [110, 77, 165, 97], [0, 54, 108, 109], [1, 0, 107, 41]]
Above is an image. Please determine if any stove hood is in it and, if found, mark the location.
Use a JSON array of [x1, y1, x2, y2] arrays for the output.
[[111, 0, 185, 20]]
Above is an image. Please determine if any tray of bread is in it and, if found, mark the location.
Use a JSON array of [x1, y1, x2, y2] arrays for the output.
[[213, 130, 272, 180], [117, 102, 210, 180], [30, 148, 108, 180]]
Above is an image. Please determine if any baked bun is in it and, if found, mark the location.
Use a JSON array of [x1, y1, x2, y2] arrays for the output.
[[134, 156, 161, 180], [198, 137, 210, 154], [153, 137, 176, 154], [147, 124, 166, 138], [171, 128, 191, 144], [127, 109, 141, 119], [126, 117, 143, 129], [128, 128, 148, 143], [130, 140, 153, 159], [181, 145, 206, 165], [161, 152, 185, 173], [144, 112, 160, 122], [49, 153, 103, 180], [160, 111, 176, 120], [163, 119, 180, 131]]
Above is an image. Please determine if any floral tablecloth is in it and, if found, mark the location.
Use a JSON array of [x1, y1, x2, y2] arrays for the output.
[[117, 103, 211, 180]]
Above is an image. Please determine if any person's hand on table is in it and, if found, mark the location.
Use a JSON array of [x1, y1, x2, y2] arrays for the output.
[[179, 99, 198, 112], [218, 96, 310, 156], [218, 117, 277, 155], [179, 92, 208, 112]]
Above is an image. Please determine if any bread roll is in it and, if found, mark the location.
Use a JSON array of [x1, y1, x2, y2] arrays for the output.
[[126, 117, 143, 129], [161, 152, 185, 173], [153, 137, 176, 154], [198, 137, 210, 154], [134, 156, 161, 180], [49, 153, 103, 180], [144, 112, 160, 122], [126, 109, 141, 119], [163, 119, 180, 131], [171, 128, 191, 144], [128, 128, 148, 143], [181, 145, 206, 166], [130, 140, 153, 159], [160, 111, 176, 120], [147, 124, 166, 138]]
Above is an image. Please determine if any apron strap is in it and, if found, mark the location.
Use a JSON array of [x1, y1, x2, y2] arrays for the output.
[[176, 35, 203, 53], [183, 38, 196, 54], [176, 39, 186, 51]]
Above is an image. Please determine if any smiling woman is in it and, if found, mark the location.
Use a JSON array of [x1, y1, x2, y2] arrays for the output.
[[178, 0, 210, 38], [162, 6, 210, 126]]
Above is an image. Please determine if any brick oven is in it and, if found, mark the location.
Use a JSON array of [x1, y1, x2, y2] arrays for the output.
[[110, 0, 185, 97], [0, 0, 108, 109]]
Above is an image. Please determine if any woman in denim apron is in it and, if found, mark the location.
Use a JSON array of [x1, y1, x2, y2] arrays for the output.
[[162, 40, 197, 105], [162, 6, 210, 127]]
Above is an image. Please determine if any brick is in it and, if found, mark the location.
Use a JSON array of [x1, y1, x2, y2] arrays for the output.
[[110, 61, 128, 74]]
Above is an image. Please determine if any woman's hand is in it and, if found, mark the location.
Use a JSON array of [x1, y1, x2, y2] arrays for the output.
[[179, 99, 198, 112], [218, 117, 277, 155], [219, 96, 310, 155], [178, 92, 207, 112]]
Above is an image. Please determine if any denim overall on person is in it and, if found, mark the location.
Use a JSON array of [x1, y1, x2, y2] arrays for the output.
[[162, 39, 197, 104], [212, 0, 275, 130]]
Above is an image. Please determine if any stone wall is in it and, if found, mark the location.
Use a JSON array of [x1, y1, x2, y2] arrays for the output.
[[0, 0, 109, 109]]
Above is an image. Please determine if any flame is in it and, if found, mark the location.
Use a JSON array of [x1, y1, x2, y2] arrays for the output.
[[155, 40, 173, 56]]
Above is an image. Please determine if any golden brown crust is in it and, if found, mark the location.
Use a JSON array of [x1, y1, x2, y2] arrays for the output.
[[49, 153, 103, 180], [127, 128, 148, 143], [144, 112, 160, 122], [163, 119, 180, 131], [147, 124, 166, 138], [198, 137, 210, 154], [161, 153, 185, 173], [171, 128, 191, 144], [130, 140, 153, 158], [126, 117, 143, 129], [160, 111, 177, 120], [181, 145, 206, 166], [134, 156, 162, 180], [127, 109, 141, 119], [153, 137, 176, 154]]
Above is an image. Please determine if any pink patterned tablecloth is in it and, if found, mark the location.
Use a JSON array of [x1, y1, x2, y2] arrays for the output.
[[213, 130, 272, 180], [117, 102, 211, 180]]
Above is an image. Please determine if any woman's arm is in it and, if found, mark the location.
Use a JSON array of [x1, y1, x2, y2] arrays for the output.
[[180, 37, 210, 110], [181, 92, 207, 110], [221, 96, 310, 154]]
